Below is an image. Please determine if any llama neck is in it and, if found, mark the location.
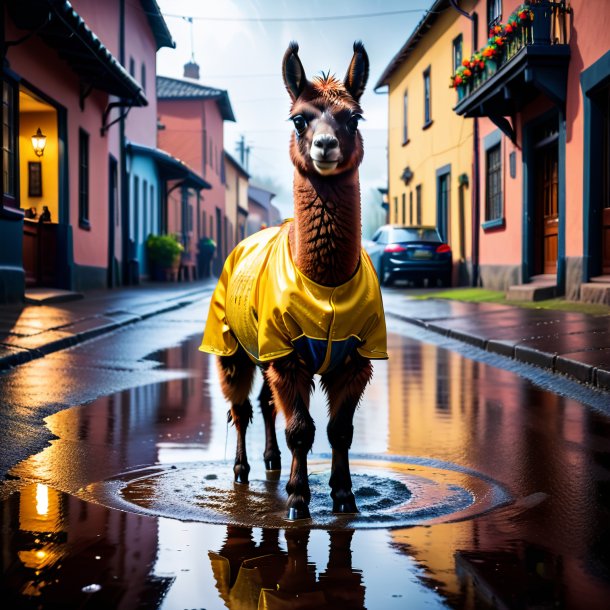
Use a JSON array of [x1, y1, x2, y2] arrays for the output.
[[290, 169, 361, 286]]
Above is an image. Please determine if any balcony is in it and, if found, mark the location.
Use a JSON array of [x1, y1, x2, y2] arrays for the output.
[[453, 1, 571, 141]]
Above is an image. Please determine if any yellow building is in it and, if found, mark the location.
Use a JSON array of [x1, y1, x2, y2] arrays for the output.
[[224, 152, 250, 251], [376, 0, 475, 284]]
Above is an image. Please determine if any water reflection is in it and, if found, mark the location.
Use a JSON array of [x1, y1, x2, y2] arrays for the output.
[[209, 527, 364, 609], [3, 330, 610, 608]]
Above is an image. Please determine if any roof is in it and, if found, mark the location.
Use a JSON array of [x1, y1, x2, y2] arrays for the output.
[[6, 0, 146, 105], [248, 184, 276, 209], [375, 0, 449, 91], [126, 142, 211, 190], [156, 76, 236, 122], [224, 151, 250, 179], [139, 0, 175, 50]]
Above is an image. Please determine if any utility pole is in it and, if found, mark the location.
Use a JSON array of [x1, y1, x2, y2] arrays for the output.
[[235, 135, 251, 171]]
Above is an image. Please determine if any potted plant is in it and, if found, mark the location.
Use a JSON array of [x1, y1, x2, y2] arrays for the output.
[[146, 234, 184, 281], [197, 236, 216, 278]]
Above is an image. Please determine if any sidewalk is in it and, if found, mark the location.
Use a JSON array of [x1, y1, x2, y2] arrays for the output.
[[383, 298, 610, 392], [1, 282, 609, 393], [0, 279, 217, 371]]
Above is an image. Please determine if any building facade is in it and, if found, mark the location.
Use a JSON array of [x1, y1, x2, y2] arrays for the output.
[[453, 0, 610, 303], [224, 151, 250, 246], [376, 0, 476, 286], [0, 0, 174, 302]]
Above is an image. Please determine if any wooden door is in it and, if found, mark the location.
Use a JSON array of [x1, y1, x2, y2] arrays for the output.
[[535, 138, 559, 275], [602, 84, 610, 274]]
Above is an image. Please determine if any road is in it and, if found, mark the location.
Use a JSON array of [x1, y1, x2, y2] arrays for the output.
[[1, 292, 609, 609]]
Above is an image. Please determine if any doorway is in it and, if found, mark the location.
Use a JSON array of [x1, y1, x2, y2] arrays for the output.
[[601, 83, 610, 274], [533, 121, 559, 276], [19, 87, 61, 287]]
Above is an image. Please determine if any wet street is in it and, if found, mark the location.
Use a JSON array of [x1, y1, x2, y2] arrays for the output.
[[1, 293, 610, 609]]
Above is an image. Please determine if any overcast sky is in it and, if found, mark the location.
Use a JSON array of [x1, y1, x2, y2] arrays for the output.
[[156, 0, 432, 218]]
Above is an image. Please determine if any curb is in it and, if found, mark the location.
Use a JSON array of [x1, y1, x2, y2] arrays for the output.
[[386, 310, 609, 392], [0, 288, 213, 373]]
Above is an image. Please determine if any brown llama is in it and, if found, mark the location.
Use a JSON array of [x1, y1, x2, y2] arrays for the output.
[[200, 41, 387, 520]]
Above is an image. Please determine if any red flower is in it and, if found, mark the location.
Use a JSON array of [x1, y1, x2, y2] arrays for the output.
[[463, 68, 472, 77], [462, 58, 470, 67], [454, 75, 463, 85]]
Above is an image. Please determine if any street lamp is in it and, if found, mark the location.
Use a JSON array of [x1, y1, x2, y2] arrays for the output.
[[31, 127, 47, 157]]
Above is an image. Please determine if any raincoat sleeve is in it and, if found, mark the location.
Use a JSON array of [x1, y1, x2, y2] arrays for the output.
[[199, 248, 239, 357], [356, 251, 388, 360]]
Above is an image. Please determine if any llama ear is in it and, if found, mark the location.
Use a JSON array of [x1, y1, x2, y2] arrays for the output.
[[282, 41, 307, 102], [344, 41, 369, 102]]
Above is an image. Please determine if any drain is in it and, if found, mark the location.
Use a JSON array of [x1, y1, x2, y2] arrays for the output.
[[80, 454, 511, 529]]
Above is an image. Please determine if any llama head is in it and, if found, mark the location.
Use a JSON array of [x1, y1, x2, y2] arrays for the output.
[[282, 41, 369, 177]]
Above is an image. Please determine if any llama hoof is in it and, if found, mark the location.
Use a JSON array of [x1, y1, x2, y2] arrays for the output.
[[286, 505, 311, 521], [332, 494, 359, 515], [264, 457, 281, 471], [233, 464, 250, 485]]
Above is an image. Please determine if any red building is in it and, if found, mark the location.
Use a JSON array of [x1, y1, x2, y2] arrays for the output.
[[0, 0, 177, 301], [157, 70, 236, 276]]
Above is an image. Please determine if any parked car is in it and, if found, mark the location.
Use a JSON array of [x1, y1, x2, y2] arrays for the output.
[[364, 225, 452, 287]]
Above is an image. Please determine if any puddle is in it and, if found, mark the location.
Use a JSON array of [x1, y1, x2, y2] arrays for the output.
[[81, 455, 510, 529]]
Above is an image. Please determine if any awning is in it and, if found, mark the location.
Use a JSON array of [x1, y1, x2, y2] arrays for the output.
[[126, 142, 211, 191], [6, 0, 147, 105]]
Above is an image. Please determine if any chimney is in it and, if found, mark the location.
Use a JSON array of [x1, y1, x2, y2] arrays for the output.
[[184, 60, 200, 80]]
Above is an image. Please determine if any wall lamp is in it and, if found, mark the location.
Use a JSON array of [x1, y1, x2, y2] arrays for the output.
[[31, 128, 47, 157]]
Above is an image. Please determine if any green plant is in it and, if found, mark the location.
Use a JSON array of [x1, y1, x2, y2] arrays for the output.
[[146, 234, 184, 267]]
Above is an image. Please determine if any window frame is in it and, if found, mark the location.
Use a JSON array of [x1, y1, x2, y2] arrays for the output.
[[484, 142, 504, 227], [78, 128, 90, 229], [402, 89, 409, 145], [487, 0, 502, 28], [423, 66, 432, 129], [452, 34, 463, 74], [1, 79, 19, 211]]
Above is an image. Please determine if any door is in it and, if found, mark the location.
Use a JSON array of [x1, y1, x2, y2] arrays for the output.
[[436, 171, 450, 242], [108, 156, 118, 287], [534, 126, 559, 275], [602, 84, 610, 274]]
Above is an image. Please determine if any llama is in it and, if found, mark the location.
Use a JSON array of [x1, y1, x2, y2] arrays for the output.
[[200, 41, 387, 520]]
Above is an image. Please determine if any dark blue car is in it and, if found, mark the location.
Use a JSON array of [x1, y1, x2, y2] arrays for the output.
[[364, 225, 452, 287]]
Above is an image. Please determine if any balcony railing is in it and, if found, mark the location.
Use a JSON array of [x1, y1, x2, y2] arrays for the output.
[[453, 1, 571, 102]]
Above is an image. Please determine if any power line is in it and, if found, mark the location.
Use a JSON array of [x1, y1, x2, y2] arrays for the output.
[[161, 8, 431, 23]]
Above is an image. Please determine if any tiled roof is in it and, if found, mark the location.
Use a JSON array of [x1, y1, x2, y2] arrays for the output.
[[156, 76, 236, 121], [140, 0, 175, 50]]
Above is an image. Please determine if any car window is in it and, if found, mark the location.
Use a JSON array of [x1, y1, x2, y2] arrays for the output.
[[392, 227, 441, 242], [371, 230, 381, 242]]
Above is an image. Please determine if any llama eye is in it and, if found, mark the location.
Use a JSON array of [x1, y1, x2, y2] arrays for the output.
[[346, 114, 361, 134], [292, 115, 307, 135]]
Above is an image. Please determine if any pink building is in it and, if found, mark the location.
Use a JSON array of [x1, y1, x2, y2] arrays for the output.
[[454, 0, 610, 303], [0, 0, 175, 301], [157, 70, 236, 276]]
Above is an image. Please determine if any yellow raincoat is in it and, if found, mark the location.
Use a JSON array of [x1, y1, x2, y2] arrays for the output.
[[200, 220, 387, 374]]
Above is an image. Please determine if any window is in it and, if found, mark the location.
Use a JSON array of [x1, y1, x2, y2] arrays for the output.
[[141, 63, 146, 92], [78, 129, 90, 227], [409, 191, 414, 225], [142, 179, 148, 240], [416, 184, 422, 225], [402, 90, 408, 144], [401, 193, 406, 224], [202, 129, 207, 175], [487, 0, 502, 27], [423, 67, 432, 127], [393, 196, 398, 223], [452, 35, 463, 74], [132, 176, 139, 241], [1, 80, 17, 207], [129, 57, 135, 77], [150, 185, 154, 233], [485, 143, 503, 221]]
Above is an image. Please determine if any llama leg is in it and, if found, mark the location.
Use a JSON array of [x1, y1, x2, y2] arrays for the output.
[[265, 357, 315, 520], [259, 378, 281, 471], [321, 355, 373, 514], [217, 348, 256, 484]]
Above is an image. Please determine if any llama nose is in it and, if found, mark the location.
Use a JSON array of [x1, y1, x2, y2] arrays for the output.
[[313, 134, 339, 155]]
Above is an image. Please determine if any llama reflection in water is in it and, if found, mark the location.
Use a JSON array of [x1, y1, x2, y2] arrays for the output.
[[209, 526, 365, 609]]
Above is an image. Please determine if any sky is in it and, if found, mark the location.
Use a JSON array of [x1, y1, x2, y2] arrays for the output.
[[155, 0, 432, 221]]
